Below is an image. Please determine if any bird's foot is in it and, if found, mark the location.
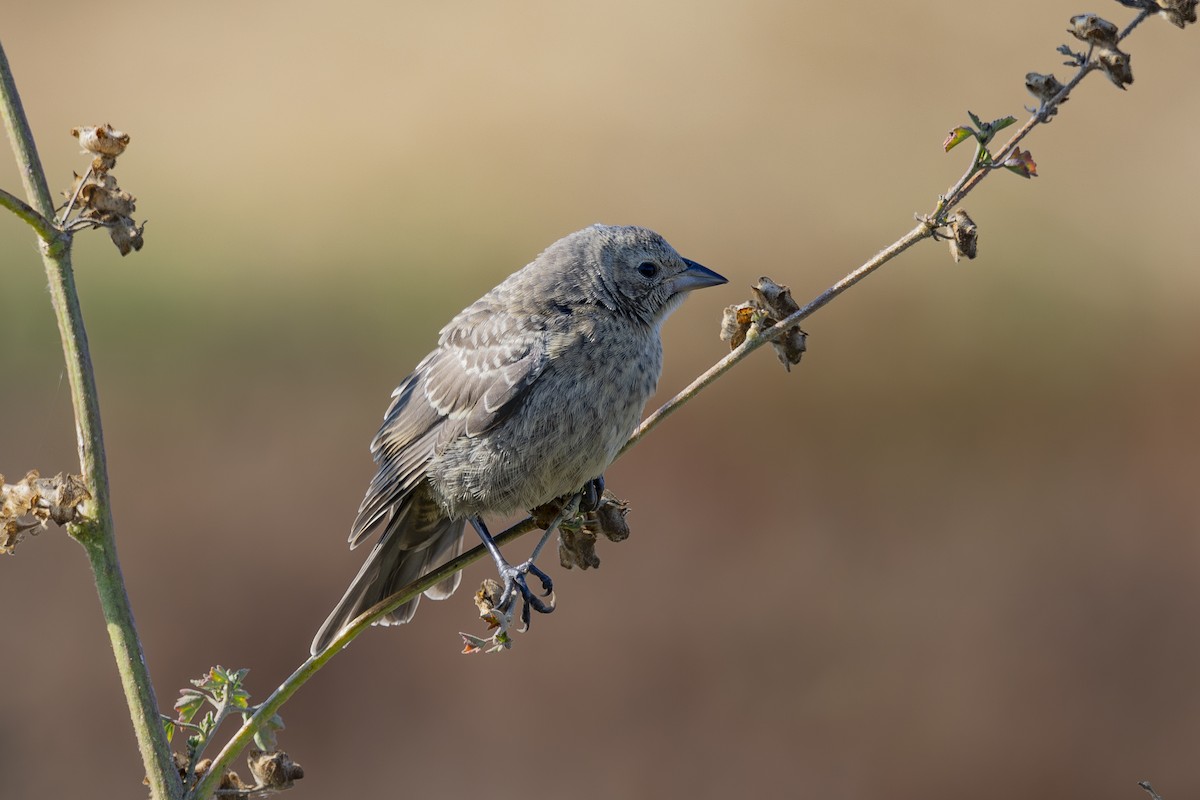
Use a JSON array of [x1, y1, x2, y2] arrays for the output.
[[497, 558, 555, 630], [579, 475, 605, 514]]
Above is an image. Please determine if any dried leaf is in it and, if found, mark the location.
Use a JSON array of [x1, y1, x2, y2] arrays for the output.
[[1003, 148, 1038, 179]]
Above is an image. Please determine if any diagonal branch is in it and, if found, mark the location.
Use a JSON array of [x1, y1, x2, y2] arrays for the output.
[[189, 517, 539, 800]]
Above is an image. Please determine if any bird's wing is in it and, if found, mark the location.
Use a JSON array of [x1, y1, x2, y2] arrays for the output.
[[426, 302, 550, 439], [348, 304, 550, 546]]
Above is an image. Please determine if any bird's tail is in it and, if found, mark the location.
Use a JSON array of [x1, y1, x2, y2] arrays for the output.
[[310, 491, 465, 655]]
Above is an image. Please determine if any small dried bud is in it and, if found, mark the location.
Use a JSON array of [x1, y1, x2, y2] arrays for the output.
[[71, 124, 129, 158], [558, 524, 600, 570], [720, 302, 760, 349], [247, 750, 304, 790], [752, 277, 807, 371], [109, 217, 146, 256], [1025, 72, 1066, 105], [191, 758, 248, 793], [949, 209, 978, 263], [474, 578, 504, 617], [462, 579, 514, 653], [588, 494, 631, 543], [721, 279, 807, 371], [1097, 47, 1134, 89], [1068, 14, 1120, 47], [1157, 0, 1198, 27], [1, 471, 91, 553], [83, 184, 137, 217]]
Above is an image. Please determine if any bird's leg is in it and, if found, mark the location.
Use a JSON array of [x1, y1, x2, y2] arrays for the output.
[[469, 515, 558, 630], [470, 483, 595, 629]]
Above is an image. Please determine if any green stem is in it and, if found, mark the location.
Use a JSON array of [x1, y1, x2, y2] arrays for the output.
[[190, 518, 538, 800], [0, 184, 57, 243], [0, 39, 182, 800]]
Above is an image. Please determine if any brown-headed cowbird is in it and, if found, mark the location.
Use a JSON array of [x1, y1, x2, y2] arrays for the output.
[[311, 225, 726, 654]]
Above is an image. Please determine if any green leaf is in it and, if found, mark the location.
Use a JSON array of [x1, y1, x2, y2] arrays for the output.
[[230, 688, 251, 710], [990, 115, 1017, 133], [966, 110, 985, 130], [174, 693, 204, 725], [943, 126, 975, 152], [164, 719, 176, 744]]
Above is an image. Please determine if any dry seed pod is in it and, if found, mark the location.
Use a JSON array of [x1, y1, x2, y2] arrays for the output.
[[247, 750, 304, 789], [70, 124, 130, 158], [1025, 72, 1066, 105], [752, 277, 807, 370], [1156, 0, 1198, 27], [950, 210, 978, 263], [720, 302, 759, 349], [1068, 14, 1120, 47], [1097, 47, 1134, 89]]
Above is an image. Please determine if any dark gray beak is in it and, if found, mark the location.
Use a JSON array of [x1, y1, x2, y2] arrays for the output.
[[671, 257, 728, 294]]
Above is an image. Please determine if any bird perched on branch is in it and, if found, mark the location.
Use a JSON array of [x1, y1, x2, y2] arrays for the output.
[[312, 224, 726, 654]]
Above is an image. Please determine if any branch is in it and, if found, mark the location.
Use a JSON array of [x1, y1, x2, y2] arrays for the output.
[[632, 5, 1158, 450], [945, 8, 1153, 211], [0, 184, 58, 243], [200, 9, 1183, 790], [0, 40, 182, 800], [625, 221, 933, 454], [189, 517, 539, 800]]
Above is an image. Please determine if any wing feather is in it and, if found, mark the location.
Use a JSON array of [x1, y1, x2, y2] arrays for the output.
[[348, 304, 549, 546]]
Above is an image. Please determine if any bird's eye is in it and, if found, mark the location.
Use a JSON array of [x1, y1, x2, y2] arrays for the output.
[[637, 261, 659, 278]]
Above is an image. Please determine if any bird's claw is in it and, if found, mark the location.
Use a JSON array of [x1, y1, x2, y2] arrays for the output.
[[579, 475, 605, 514], [497, 559, 556, 629]]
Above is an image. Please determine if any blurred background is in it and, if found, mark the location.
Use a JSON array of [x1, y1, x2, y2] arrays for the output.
[[3, 2, 1199, 798]]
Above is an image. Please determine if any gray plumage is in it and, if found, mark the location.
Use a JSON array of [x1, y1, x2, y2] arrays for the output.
[[311, 224, 726, 654]]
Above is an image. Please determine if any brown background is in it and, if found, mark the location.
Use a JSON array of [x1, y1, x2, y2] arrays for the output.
[[3, 2, 1199, 798]]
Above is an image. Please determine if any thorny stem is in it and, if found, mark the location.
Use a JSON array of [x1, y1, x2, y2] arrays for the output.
[[0, 40, 183, 800]]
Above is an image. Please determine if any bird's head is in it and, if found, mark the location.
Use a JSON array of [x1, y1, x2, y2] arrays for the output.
[[578, 224, 727, 326]]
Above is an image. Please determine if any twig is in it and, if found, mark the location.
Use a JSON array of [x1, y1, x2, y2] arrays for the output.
[[0, 39, 183, 800], [57, 164, 92, 227], [624, 221, 933, 454], [189, 517, 538, 800], [185, 691, 239, 791], [0, 184, 58, 243], [1138, 781, 1164, 800], [945, 7, 1153, 211], [630, 7, 1157, 451]]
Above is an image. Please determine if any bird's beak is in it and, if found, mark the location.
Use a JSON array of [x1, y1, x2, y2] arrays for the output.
[[671, 258, 728, 294]]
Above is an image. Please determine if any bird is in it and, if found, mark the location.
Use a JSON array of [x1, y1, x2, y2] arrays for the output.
[[311, 224, 727, 655]]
